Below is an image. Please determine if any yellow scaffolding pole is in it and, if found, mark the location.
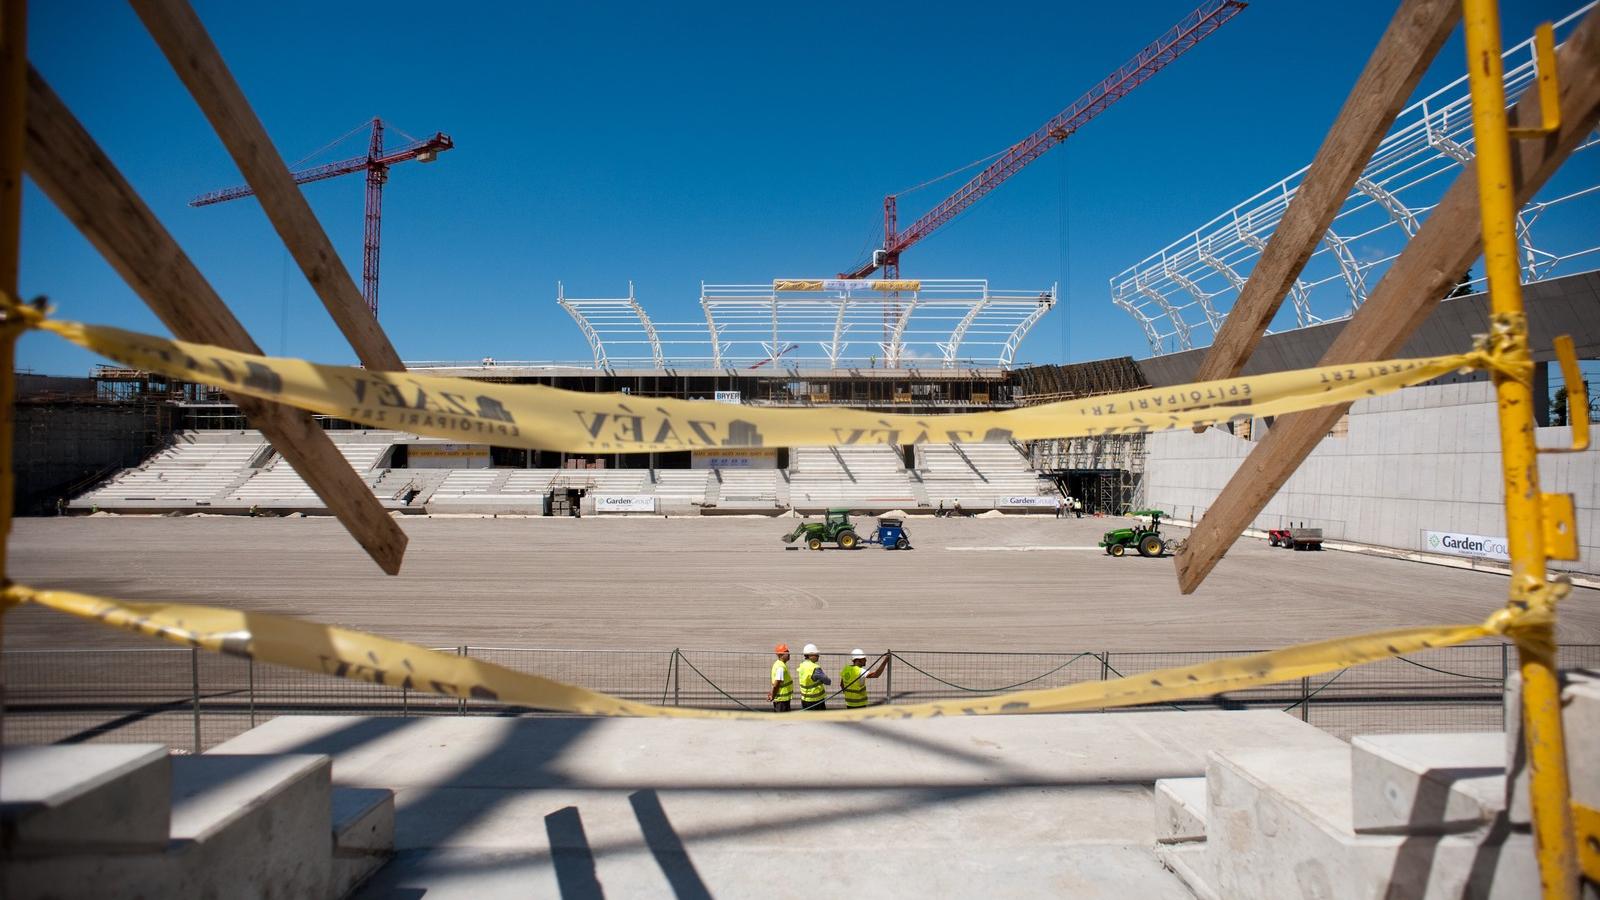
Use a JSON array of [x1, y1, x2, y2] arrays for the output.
[[1460, 1, 1578, 896]]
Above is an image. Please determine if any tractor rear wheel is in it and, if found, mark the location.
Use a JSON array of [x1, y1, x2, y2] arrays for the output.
[[837, 531, 858, 549], [807, 537, 823, 551], [895, 537, 910, 550], [1138, 534, 1163, 557], [1109, 542, 1126, 557]]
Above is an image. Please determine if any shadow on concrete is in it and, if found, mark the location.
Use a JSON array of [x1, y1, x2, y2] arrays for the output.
[[1383, 766, 1516, 899], [546, 806, 605, 899], [628, 790, 711, 900]]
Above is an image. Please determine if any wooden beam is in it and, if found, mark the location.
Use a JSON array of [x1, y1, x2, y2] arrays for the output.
[[24, 66, 409, 575], [1175, 6, 1600, 594], [129, 0, 405, 373], [1191, 0, 1459, 392]]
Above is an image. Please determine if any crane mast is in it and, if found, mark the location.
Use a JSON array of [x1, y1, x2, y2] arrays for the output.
[[842, 0, 1245, 280], [192, 117, 453, 317]]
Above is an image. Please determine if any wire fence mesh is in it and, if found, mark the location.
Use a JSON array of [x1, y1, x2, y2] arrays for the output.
[[4, 642, 1596, 751]]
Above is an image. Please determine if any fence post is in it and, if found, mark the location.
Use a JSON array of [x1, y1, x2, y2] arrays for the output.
[[1100, 652, 1110, 713], [884, 652, 893, 706], [673, 649, 681, 707], [457, 646, 467, 716], [248, 657, 256, 729], [190, 647, 201, 754], [1500, 642, 1509, 724], [1300, 676, 1311, 723]]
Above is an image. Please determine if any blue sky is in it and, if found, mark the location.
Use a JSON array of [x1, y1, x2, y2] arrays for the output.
[[18, 0, 1594, 376]]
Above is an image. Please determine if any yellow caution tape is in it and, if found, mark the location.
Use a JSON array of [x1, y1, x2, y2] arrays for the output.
[[22, 310, 1488, 453], [1, 583, 1539, 721]]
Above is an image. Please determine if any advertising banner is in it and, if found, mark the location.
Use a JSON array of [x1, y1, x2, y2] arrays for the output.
[[594, 495, 656, 514], [1000, 496, 1059, 508], [408, 443, 490, 469], [1423, 530, 1510, 561], [691, 449, 779, 470]]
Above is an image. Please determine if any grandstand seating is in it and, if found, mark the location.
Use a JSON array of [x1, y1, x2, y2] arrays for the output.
[[788, 446, 917, 509], [72, 432, 1056, 514], [225, 443, 388, 506], [918, 442, 1051, 507], [713, 469, 782, 508], [73, 438, 263, 508]]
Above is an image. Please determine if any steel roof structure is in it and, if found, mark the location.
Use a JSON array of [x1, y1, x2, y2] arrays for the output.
[[1111, 4, 1600, 356], [556, 279, 1057, 370]]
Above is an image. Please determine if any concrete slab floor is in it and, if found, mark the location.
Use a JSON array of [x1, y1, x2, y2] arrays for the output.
[[9, 516, 1597, 653], [212, 710, 1336, 897]]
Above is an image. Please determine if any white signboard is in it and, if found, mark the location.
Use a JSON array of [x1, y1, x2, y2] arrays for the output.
[[713, 390, 743, 404], [692, 448, 779, 470], [1001, 496, 1059, 508], [594, 494, 656, 514], [1423, 530, 1510, 561], [409, 443, 490, 469]]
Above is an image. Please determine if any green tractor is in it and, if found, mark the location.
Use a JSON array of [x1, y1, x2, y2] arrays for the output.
[[781, 507, 861, 551], [1099, 509, 1177, 558]]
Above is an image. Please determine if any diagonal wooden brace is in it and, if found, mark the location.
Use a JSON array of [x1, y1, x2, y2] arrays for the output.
[[1189, 0, 1460, 398], [1176, 7, 1600, 594], [23, 66, 408, 575], [129, 0, 405, 374]]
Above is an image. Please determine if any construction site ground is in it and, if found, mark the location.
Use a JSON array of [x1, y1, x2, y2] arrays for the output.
[[8, 514, 1599, 652]]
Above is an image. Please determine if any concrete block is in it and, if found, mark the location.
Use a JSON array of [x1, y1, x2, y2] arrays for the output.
[[1208, 746, 1536, 899], [1, 754, 334, 900], [1505, 669, 1598, 827], [1154, 777, 1206, 843], [1351, 733, 1504, 834], [1155, 841, 1221, 900], [331, 787, 394, 899], [0, 744, 170, 851]]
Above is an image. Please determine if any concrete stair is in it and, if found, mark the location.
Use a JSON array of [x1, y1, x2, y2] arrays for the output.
[[1150, 673, 1600, 899], [1, 744, 394, 899]]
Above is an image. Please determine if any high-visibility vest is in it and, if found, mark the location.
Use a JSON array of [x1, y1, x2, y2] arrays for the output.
[[841, 663, 869, 708], [797, 659, 826, 704], [771, 659, 792, 703]]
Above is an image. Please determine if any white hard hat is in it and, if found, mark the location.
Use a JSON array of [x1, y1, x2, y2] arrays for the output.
[[851, 648, 866, 658], [802, 643, 819, 655]]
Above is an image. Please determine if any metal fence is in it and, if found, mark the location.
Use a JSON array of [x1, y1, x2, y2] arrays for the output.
[[5, 643, 1597, 753]]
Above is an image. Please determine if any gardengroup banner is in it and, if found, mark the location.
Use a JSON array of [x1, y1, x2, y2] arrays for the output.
[[1423, 530, 1511, 561]]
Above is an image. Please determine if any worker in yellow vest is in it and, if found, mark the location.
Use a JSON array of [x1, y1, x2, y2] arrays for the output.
[[795, 643, 833, 711], [768, 643, 793, 712], [840, 649, 890, 709]]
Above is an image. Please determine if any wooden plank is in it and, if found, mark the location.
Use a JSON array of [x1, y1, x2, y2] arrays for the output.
[[24, 66, 408, 575], [1175, 7, 1600, 594], [1191, 0, 1458, 392], [129, 0, 405, 373]]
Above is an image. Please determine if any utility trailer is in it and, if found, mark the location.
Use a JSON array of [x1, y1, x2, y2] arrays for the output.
[[1267, 525, 1324, 551]]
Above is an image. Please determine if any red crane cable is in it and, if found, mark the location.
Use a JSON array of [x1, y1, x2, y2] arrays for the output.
[[841, 0, 1246, 279]]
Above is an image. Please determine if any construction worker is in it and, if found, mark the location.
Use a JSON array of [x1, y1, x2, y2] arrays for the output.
[[795, 643, 832, 711], [768, 643, 793, 712], [840, 649, 890, 709]]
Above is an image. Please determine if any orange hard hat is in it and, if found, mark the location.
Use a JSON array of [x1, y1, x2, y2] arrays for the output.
[[775, 643, 789, 654]]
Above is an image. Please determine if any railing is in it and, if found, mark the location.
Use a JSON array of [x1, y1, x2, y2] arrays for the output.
[[7, 643, 1594, 754]]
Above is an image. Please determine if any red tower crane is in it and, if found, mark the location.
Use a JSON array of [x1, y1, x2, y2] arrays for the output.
[[841, 0, 1245, 280], [192, 117, 454, 317]]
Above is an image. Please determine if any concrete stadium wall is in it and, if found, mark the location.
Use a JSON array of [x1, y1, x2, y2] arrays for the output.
[[14, 402, 171, 516], [1145, 381, 1598, 575]]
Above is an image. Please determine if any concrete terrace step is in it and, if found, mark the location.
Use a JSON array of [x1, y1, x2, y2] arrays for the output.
[[1351, 732, 1505, 835], [0, 744, 171, 850], [1153, 776, 1206, 844], [331, 787, 395, 898]]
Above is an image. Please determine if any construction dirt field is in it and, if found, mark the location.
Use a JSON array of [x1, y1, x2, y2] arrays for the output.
[[8, 513, 1600, 653]]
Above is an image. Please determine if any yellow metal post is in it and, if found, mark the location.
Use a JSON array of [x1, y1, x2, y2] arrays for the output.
[[1460, 1, 1578, 896]]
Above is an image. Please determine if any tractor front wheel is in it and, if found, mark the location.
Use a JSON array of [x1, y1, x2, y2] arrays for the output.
[[807, 537, 823, 551], [1109, 543, 1126, 557], [838, 531, 859, 550], [1138, 534, 1163, 558]]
